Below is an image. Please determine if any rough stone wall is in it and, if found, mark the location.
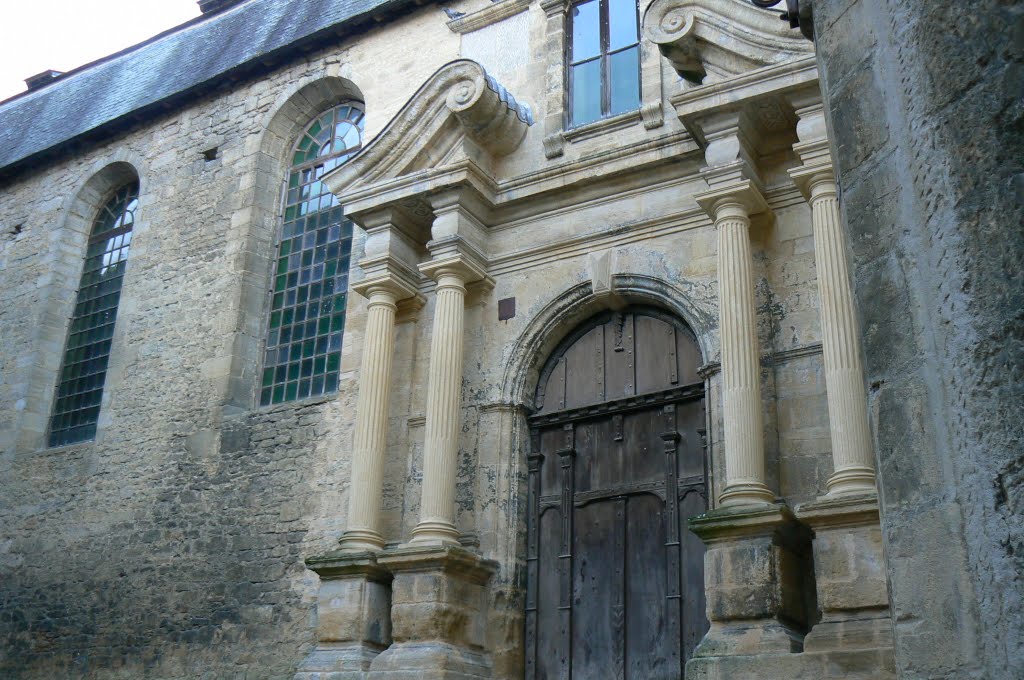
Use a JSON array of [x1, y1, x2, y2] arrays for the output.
[[0, 2, 846, 678], [815, 1, 1024, 677], [0, 7, 460, 677]]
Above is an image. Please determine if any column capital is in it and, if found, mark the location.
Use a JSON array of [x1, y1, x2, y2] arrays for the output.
[[789, 162, 836, 203], [694, 180, 770, 222], [420, 237, 493, 289], [352, 256, 424, 307]]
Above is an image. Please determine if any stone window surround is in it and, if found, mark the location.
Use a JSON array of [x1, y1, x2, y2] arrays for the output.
[[223, 75, 365, 414], [540, 0, 665, 160], [16, 159, 143, 453]]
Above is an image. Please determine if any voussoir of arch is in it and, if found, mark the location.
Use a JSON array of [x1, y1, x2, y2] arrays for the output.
[[500, 274, 716, 410]]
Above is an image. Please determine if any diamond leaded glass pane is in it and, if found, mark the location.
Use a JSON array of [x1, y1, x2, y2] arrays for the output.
[[260, 104, 364, 406], [49, 182, 138, 447]]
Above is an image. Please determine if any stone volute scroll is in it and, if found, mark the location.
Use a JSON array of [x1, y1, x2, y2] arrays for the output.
[[643, 0, 813, 84], [322, 59, 531, 203]]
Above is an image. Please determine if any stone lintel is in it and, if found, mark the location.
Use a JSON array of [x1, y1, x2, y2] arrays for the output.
[[306, 550, 392, 583], [671, 55, 815, 130], [377, 544, 498, 585], [689, 502, 805, 547], [694, 180, 770, 221], [795, 493, 880, 531]]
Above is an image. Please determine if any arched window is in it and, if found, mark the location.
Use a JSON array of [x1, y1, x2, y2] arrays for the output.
[[260, 103, 365, 406], [49, 181, 139, 446]]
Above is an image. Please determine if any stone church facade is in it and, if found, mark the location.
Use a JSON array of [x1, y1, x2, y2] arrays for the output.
[[0, 1, 1019, 679]]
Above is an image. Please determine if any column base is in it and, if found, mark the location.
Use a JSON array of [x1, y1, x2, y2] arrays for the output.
[[294, 551, 393, 680], [369, 642, 491, 679], [369, 544, 498, 679], [339, 528, 386, 553], [689, 504, 815, 658], [825, 466, 877, 497], [796, 494, 894, 658], [295, 644, 386, 679], [687, 647, 896, 680], [719, 481, 776, 506], [408, 518, 461, 546]]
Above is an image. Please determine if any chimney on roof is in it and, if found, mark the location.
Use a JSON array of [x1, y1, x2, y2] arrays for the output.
[[24, 70, 64, 91], [198, 0, 245, 14]]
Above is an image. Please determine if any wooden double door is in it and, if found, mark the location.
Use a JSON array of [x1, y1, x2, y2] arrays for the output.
[[525, 309, 709, 679]]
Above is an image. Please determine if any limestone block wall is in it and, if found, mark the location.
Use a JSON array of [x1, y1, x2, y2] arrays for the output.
[[0, 1, 842, 677], [0, 6, 462, 677]]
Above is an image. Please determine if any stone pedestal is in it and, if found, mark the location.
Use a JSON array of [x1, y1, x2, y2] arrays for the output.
[[295, 552, 393, 679], [369, 545, 497, 679], [687, 504, 814, 672], [796, 495, 894, 660]]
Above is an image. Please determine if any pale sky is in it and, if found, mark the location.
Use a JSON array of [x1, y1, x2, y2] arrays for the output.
[[0, 0, 202, 102]]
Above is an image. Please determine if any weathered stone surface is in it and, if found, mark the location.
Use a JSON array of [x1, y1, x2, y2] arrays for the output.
[[816, 1, 1024, 677]]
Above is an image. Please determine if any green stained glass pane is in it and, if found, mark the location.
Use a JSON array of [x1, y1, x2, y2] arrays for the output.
[[49, 180, 138, 447], [264, 104, 364, 406], [327, 353, 340, 372], [262, 368, 274, 387], [270, 311, 282, 328]]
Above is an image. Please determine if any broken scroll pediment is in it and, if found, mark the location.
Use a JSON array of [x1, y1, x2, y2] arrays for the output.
[[323, 59, 532, 201], [643, 0, 813, 85]]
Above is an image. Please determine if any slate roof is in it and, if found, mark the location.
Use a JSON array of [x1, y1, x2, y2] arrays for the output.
[[0, 0, 413, 181]]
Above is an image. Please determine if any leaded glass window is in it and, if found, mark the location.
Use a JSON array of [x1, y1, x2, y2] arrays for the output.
[[49, 181, 138, 447], [568, 0, 641, 126], [260, 104, 364, 406]]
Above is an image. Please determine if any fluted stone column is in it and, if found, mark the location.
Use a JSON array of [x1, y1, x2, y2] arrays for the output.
[[794, 166, 877, 495], [339, 286, 400, 552], [708, 189, 775, 506], [410, 266, 469, 545]]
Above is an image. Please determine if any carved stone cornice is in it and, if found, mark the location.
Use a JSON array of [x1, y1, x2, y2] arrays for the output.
[[643, 0, 813, 85], [446, 0, 531, 34]]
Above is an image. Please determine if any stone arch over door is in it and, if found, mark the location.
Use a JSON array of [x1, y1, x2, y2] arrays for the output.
[[524, 305, 710, 679]]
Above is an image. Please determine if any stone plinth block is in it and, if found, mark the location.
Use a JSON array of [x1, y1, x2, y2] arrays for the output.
[[688, 504, 815, 661], [796, 495, 894, 658], [294, 551, 393, 680], [369, 545, 498, 680]]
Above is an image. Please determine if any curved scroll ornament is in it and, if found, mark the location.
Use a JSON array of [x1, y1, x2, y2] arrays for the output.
[[445, 69, 533, 156], [643, 0, 813, 84], [324, 59, 532, 196]]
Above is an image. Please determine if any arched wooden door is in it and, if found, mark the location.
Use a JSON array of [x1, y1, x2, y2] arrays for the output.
[[525, 308, 709, 680]]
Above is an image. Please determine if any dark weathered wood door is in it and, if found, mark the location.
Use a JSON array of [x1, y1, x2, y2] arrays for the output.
[[525, 309, 709, 680]]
